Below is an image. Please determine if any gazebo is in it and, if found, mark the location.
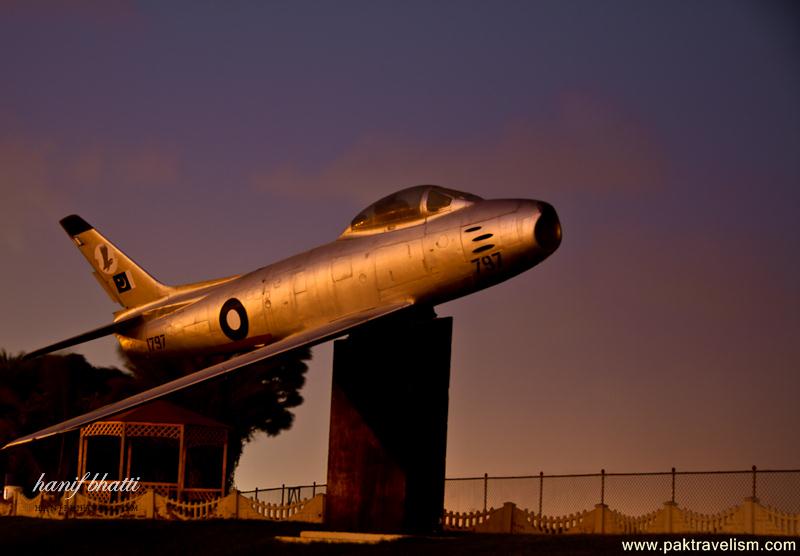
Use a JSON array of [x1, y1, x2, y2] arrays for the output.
[[77, 400, 229, 501]]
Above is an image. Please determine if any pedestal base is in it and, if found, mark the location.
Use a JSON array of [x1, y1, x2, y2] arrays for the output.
[[325, 315, 452, 533]]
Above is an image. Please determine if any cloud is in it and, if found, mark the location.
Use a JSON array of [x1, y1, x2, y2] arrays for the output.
[[0, 138, 56, 251], [99, 148, 181, 190], [0, 135, 181, 251], [249, 91, 668, 203], [0, 0, 139, 25]]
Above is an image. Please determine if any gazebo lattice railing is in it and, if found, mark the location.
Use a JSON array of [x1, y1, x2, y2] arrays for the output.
[[77, 401, 229, 503]]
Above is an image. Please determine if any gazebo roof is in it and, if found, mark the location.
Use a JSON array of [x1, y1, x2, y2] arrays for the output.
[[109, 399, 228, 428]]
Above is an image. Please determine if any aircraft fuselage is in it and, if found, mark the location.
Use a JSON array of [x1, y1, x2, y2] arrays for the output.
[[117, 198, 559, 359], [6, 187, 564, 448]]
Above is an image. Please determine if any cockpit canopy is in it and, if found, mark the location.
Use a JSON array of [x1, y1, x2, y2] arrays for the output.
[[340, 185, 483, 238]]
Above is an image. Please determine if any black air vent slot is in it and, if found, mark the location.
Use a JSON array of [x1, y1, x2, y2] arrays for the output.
[[464, 226, 482, 233], [472, 244, 495, 254], [472, 233, 494, 242]]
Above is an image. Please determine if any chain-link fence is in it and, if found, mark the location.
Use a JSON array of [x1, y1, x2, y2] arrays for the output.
[[445, 467, 800, 516], [244, 467, 799, 517], [240, 482, 326, 506]]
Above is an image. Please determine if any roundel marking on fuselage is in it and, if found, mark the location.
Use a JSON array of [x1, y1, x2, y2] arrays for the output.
[[219, 298, 249, 341]]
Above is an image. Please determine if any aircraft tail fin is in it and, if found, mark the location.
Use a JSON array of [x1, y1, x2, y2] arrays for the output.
[[60, 215, 172, 309]]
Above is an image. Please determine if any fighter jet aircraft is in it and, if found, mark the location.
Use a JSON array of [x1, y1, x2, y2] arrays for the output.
[[4, 185, 561, 448]]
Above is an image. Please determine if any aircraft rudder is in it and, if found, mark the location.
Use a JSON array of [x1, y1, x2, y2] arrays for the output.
[[59, 214, 172, 309], [59, 214, 93, 236]]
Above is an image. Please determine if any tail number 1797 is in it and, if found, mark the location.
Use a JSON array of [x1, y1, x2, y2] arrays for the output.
[[146, 334, 166, 352]]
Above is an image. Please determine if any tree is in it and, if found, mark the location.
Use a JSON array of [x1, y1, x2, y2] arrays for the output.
[[0, 347, 309, 493], [0, 350, 139, 493], [119, 347, 310, 489]]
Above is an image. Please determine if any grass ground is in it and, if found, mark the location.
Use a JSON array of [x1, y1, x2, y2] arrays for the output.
[[0, 517, 794, 555]]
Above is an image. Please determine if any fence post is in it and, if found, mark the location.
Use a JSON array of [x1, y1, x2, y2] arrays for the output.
[[600, 469, 606, 534], [312, 481, 316, 497], [671, 467, 676, 504], [483, 473, 488, 513], [538, 471, 543, 522], [600, 468, 605, 506], [751, 465, 757, 500], [281, 484, 285, 506], [254, 487, 259, 501]]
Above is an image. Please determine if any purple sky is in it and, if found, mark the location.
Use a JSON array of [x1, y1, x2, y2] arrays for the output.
[[1, 1, 798, 489]]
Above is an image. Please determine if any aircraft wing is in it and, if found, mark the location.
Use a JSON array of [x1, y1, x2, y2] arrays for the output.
[[3, 301, 412, 449], [22, 315, 142, 359]]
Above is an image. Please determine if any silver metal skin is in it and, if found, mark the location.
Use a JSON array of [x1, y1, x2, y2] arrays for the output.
[[5, 185, 561, 448], [118, 190, 559, 360]]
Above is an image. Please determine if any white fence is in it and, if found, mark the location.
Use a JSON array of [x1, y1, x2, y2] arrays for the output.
[[0, 487, 324, 523], [442, 467, 800, 536], [443, 498, 799, 536], [4, 467, 798, 536]]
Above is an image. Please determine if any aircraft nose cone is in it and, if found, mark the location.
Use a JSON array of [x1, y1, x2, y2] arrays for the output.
[[534, 202, 562, 253]]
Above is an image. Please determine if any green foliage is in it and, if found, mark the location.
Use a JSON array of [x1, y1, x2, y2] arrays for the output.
[[0, 347, 309, 492], [120, 348, 310, 488], [0, 350, 139, 492]]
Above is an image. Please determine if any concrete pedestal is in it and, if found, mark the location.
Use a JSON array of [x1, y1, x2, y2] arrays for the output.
[[325, 315, 452, 533]]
